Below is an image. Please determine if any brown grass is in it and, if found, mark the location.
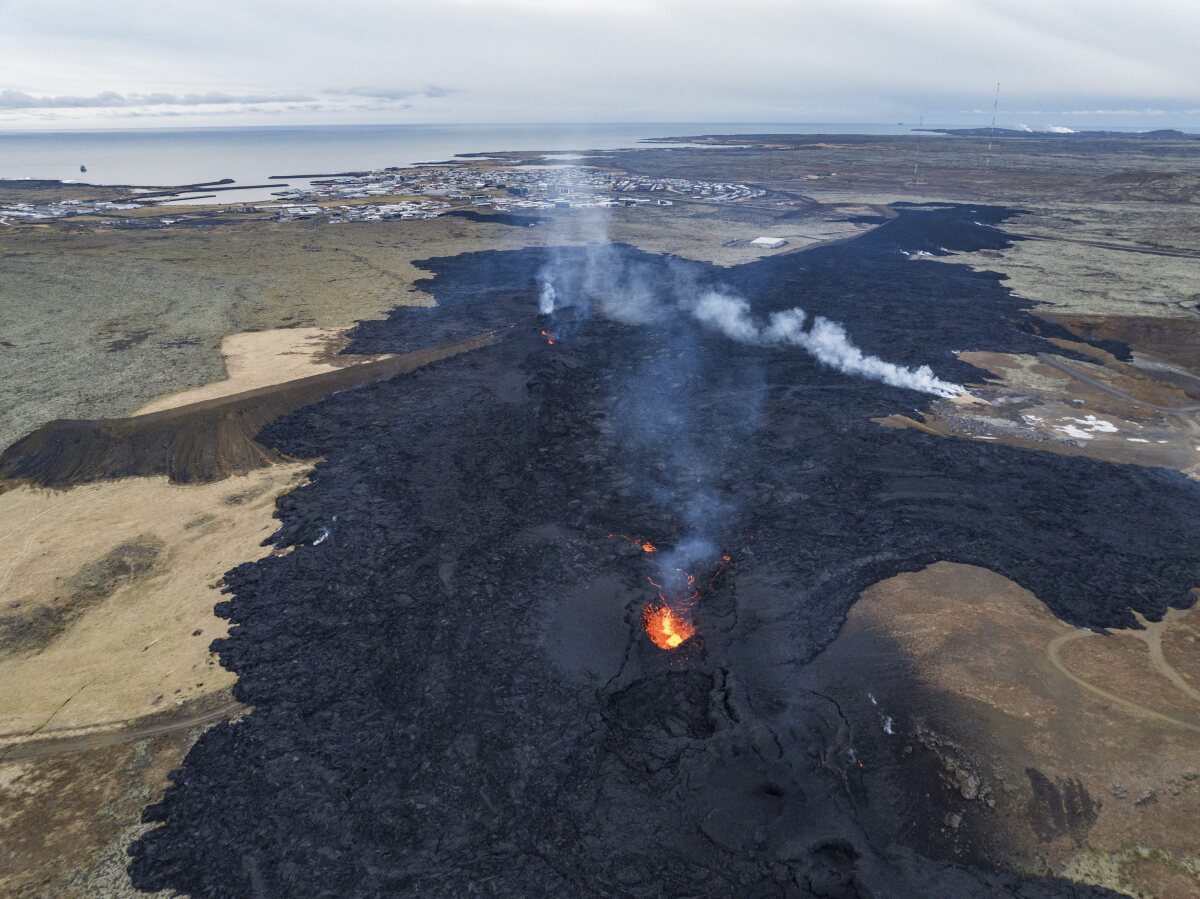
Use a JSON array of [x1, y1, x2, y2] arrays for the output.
[[816, 563, 1200, 896]]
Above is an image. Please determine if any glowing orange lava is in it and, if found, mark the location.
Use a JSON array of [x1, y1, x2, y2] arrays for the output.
[[643, 604, 695, 650], [607, 533, 734, 651], [540, 329, 556, 345], [606, 533, 656, 553]]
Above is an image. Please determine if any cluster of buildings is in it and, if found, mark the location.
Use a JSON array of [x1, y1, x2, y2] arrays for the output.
[[263, 200, 451, 223], [2, 162, 768, 229], [0, 198, 143, 222], [610, 176, 763, 202], [257, 163, 765, 222]]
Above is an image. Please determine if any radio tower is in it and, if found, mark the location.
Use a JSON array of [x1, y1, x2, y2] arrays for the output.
[[912, 114, 924, 183], [985, 82, 1000, 170]]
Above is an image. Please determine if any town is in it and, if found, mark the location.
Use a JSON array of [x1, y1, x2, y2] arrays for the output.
[[0, 162, 767, 228]]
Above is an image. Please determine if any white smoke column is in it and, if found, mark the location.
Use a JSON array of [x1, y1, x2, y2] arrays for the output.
[[539, 281, 557, 315], [685, 290, 963, 398], [535, 163, 615, 322], [691, 291, 759, 343], [769, 311, 964, 398], [761, 307, 806, 342], [768, 309, 964, 393]]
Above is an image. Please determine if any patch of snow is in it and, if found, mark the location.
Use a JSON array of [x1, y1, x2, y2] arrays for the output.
[[1070, 415, 1117, 433], [1056, 425, 1094, 440], [1056, 415, 1118, 440]]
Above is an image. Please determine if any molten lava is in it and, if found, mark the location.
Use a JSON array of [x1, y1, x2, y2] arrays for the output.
[[642, 604, 696, 650], [540, 328, 556, 346], [607, 533, 733, 651], [606, 533, 657, 553]]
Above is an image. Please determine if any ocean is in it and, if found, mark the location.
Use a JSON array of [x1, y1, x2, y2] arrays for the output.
[[6, 121, 1191, 206], [0, 122, 922, 202]]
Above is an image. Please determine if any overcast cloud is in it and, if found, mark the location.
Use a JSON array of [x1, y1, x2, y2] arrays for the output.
[[0, 0, 1195, 129]]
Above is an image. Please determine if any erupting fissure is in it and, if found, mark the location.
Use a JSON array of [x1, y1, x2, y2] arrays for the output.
[[608, 534, 731, 651], [642, 604, 694, 650], [607, 533, 657, 554]]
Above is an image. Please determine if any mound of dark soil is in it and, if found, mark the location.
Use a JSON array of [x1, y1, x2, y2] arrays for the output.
[[0, 334, 495, 487]]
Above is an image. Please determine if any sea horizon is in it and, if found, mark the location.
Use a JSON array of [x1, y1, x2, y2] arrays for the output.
[[4, 121, 1197, 195]]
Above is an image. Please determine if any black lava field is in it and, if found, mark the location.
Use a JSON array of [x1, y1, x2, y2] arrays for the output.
[[130, 205, 1194, 897]]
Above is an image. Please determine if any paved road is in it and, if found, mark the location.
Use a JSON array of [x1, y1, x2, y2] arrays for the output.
[[1025, 234, 1200, 260]]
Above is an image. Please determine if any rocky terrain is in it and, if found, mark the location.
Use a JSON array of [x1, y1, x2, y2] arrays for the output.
[[127, 205, 1200, 896], [3, 133, 1200, 897]]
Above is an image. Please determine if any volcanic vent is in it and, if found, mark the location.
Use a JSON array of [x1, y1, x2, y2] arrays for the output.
[[609, 534, 733, 650]]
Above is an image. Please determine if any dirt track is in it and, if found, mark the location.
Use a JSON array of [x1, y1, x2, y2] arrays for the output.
[[0, 699, 243, 762], [1046, 629, 1200, 735]]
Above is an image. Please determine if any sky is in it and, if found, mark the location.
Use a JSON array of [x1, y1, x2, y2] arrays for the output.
[[0, 0, 1197, 130]]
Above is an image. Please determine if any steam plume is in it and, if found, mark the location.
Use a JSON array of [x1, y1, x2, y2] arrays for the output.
[[532, 178, 962, 605], [688, 290, 963, 398], [539, 281, 557, 315], [692, 291, 759, 343], [765, 310, 964, 398]]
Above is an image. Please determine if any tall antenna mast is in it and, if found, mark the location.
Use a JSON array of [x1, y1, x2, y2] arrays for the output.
[[912, 114, 924, 183], [985, 82, 1000, 169]]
